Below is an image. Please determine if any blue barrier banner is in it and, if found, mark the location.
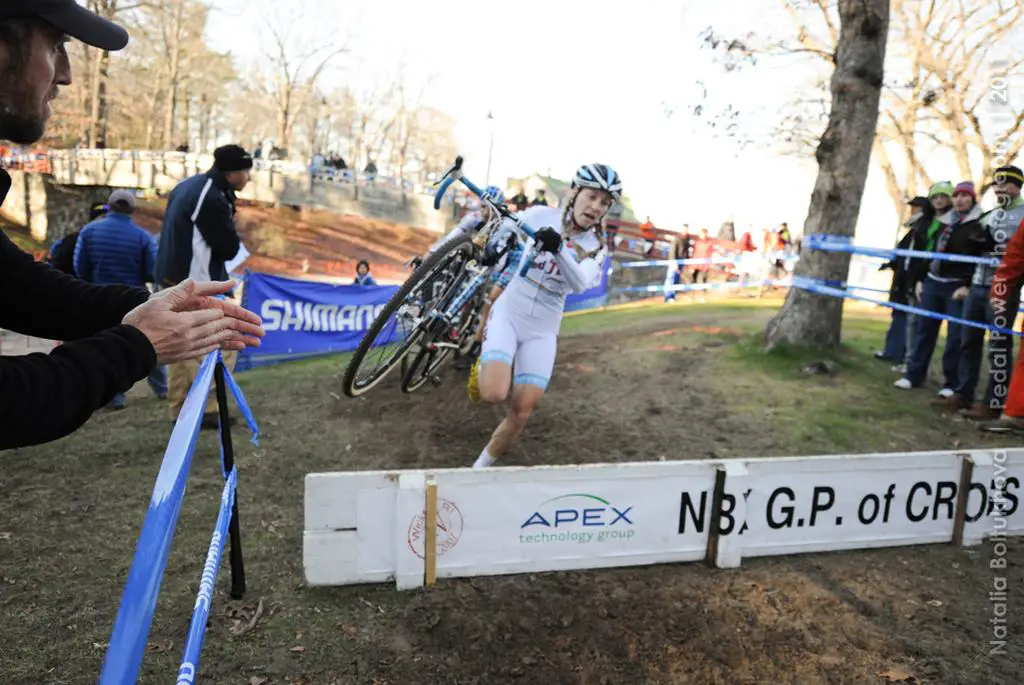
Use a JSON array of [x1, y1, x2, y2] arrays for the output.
[[565, 257, 612, 312], [237, 272, 400, 370]]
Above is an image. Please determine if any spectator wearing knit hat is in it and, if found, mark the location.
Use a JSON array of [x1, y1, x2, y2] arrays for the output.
[[898, 181, 985, 401], [955, 165, 1024, 420], [155, 143, 253, 428], [875, 196, 933, 366]]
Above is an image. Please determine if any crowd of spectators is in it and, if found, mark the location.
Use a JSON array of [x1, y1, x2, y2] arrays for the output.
[[876, 166, 1024, 432]]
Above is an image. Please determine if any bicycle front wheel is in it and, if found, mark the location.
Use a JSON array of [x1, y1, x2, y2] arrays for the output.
[[341, 234, 476, 397]]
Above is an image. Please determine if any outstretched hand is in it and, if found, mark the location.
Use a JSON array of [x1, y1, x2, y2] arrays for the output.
[[123, 279, 265, 365]]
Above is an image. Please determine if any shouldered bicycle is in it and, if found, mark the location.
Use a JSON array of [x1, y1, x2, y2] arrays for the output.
[[340, 156, 546, 398]]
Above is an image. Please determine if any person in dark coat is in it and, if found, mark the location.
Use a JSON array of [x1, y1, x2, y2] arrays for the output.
[[155, 144, 253, 428], [47, 201, 108, 276], [896, 182, 985, 395], [875, 196, 932, 364]]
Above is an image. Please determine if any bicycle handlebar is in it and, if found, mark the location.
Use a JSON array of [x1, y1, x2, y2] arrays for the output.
[[431, 156, 539, 241]]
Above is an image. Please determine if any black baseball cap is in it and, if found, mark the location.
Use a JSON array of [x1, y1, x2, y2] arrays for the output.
[[907, 196, 930, 208], [0, 0, 129, 52]]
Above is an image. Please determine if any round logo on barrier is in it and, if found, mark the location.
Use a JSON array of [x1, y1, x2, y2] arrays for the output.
[[407, 498, 463, 560]]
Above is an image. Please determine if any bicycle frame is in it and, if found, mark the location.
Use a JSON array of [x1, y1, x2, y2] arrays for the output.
[[399, 157, 545, 351]]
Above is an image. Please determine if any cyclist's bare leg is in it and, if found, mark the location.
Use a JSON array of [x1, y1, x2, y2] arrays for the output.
[[478, 360, 512, 403], [474, 383, 544, 468]]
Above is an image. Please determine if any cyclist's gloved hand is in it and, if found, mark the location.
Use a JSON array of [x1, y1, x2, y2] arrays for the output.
[[535, 227, 562, 254], [481, 243, 502, 267]]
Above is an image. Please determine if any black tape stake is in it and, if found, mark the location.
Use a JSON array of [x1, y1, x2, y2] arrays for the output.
[[215, 361, 247, 599]]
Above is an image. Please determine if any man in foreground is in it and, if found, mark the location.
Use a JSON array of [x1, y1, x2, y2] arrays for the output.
[[0, 2, 264, 450]]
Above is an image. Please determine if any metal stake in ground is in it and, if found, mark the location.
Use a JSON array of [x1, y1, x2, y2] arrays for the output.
[[215, 361, 247, 599]]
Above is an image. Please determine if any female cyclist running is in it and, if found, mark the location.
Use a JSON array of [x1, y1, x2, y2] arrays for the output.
[[469, 163, 621, 468]]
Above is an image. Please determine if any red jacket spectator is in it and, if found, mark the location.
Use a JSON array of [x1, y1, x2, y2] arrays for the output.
[[989, 217, 1024, 419], [739, 232, 755, 252], [692, 237, 715, 271]]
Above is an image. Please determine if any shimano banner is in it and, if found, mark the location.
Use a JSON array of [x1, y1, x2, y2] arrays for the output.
[[236, 272, 399, 371]]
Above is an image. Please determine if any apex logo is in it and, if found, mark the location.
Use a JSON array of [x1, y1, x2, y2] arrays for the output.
[[521, 493, 634, 529]]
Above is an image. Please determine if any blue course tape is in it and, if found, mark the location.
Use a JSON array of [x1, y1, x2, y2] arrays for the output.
[[791, 276, 1023, 337], [620, 256, 740, 268], [807, 233, 999, 267], [612, 279, 789, 295], [221, 361, 260, 446], [176, 468, 236, 684]]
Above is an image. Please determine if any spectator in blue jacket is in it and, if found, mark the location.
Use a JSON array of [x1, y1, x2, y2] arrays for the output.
[[74, 189, 167, 408], [353, 260, 377, 286]]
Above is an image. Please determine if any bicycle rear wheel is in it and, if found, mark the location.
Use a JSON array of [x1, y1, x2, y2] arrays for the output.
[[341, 234, 476, 397]]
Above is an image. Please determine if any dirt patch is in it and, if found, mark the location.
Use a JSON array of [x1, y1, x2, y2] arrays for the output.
[[0, 303, 1021, 684], [133, 199, 437, 284]]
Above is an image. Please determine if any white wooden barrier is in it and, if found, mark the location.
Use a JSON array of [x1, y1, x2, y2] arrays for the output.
[[303, 448, 1024, 590]]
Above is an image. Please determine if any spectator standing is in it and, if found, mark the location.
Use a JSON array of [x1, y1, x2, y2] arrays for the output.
[[664, 232, 690, 303], [48, 201, 107, 276], [875, 196, 931, 364], [0, 3, 264, 450], [897, 183, 952, 372], [353, 260, 376, 286], [156, 144, 253, 429], [956, 165, 1024, 420], [509, 189, 529, 212], [690, 228, 714, 301], [73, 189, 167, 409], [896, 182, 985, 397]]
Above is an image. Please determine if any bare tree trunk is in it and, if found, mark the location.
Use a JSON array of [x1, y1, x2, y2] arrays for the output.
[[161, 1, 184, 148], [180, 87, 190, 148], [276, 90, 290, 151], [94, 50, 110, 147], [198, 94, 209, 150], [87, 49, 104, 147], [764, 0, 890, 351]]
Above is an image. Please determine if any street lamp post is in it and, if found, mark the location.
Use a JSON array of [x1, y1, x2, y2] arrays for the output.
[[485, 110, 495, 187]]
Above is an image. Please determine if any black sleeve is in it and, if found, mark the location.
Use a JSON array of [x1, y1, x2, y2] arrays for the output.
[[0, 230, 149, 340], [194, 194, 241, 262], [0, 325, 156, 450]]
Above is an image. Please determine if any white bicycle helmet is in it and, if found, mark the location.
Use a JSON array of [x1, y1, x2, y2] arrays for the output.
[[572, 164, 622, 202]]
